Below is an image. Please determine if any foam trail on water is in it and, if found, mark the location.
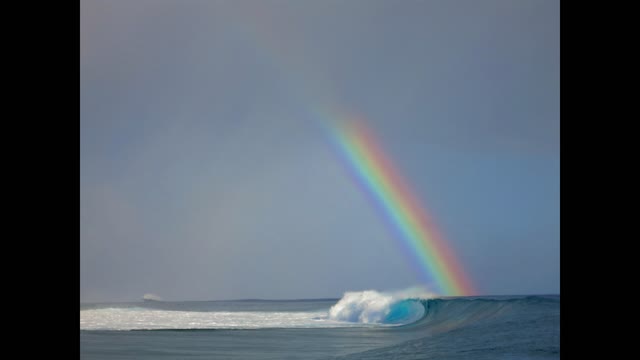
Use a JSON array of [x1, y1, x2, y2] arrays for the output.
[[80, 308, 352, 331], [81, 287, 438, 330]]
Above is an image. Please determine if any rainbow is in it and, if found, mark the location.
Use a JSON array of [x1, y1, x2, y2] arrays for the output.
[[225, 12, 476, 296], [329, 116, 476, 296]]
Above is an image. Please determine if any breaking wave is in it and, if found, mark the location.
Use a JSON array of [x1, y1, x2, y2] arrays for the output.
[[80, 288, 558, 331], [328, 289, 433, 325]]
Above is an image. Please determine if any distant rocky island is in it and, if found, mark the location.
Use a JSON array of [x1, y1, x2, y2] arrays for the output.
[[142, 293, 162, 302]]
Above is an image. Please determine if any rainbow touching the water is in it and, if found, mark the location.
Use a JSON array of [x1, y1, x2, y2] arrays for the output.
[[329, 116, 476, 296], [226, 12, 476, 296]]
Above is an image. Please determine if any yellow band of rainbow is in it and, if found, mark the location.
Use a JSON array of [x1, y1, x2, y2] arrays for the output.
[[329, 116, 476, 296]]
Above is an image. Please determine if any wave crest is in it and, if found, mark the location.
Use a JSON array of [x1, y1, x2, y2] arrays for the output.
[[328, 288, 435, 325]]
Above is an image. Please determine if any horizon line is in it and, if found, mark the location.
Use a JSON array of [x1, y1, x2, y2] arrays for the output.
[[80, 293, 560, 305]]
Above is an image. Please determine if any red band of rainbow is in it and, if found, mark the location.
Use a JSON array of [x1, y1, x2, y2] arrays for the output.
[[330, 117, 476, 296]]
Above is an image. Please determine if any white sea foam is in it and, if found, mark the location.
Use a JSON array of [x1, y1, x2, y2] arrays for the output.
[[81, 287, 437, 330], [328, 287, 435, 324], [80, 308, 358, 331]]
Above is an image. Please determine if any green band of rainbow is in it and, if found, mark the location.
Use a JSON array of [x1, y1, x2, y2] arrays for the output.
[[214, 14, 476, 296], [330, 117, 476, 296]]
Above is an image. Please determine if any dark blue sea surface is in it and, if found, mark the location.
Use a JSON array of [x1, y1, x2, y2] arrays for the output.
[[80, 293, 559, 359]]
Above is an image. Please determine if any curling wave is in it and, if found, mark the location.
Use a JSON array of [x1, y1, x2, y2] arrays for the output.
[[80, 289, 558, 331], [328, 289, 432, 325]]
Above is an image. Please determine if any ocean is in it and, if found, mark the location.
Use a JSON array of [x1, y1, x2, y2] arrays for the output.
[[80, 290, 559, 359]]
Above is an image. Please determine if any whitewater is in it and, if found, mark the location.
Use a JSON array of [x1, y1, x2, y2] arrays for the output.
[[80, 289, 560, 359], [81, 289, 434, 331]]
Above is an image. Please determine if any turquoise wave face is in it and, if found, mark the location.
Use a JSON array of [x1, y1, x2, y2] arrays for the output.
[[327, 290, 435, 325], [327, 289, 433, 325], [383, 299, 426, 324], [81, 295, 560, 360]]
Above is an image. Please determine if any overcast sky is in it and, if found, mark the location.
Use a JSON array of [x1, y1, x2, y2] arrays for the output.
[[81, 0, 559, 302]]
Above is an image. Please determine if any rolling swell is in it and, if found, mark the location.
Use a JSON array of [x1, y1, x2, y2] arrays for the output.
[[81, 294, 559, 359], [403, 296, 559, 330], [81, 292, 558, 333], [328, 289, 558, 330], [334, 295, 560, 359]]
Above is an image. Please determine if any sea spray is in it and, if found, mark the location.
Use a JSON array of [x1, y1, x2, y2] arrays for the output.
[[328, 288, 435, 324]]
